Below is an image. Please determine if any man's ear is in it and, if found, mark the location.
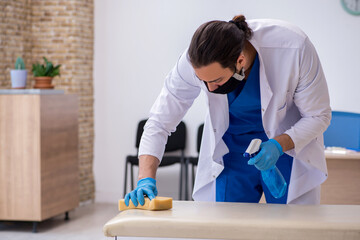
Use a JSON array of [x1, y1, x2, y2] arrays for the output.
[[236, 53, 246, 70]]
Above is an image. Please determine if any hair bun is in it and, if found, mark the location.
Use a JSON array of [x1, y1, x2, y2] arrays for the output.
[[230, 14, 252, 39], [232, 15, 246, 23]]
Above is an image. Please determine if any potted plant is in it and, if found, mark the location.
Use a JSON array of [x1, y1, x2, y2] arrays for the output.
[[10, 57, 27, 89], [32, 57, 61, 89]]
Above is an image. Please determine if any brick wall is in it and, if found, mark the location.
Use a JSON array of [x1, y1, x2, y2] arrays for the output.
[[0, 0, 95, 202], [0, 0, 32, 88]]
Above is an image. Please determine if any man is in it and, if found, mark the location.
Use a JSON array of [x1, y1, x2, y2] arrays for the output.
[[125, 15, 331, 206]]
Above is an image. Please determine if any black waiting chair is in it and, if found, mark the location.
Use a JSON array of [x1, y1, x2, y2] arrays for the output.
[[123, 119, 187, 200], [185, 123, 204, 200]]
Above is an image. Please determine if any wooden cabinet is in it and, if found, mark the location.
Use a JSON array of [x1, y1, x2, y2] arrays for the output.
[[0, 91, 79, 223], [321, 152, 360, 205]]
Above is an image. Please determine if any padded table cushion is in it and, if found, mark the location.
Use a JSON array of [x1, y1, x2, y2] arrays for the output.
[[103, 201, 360, 239]]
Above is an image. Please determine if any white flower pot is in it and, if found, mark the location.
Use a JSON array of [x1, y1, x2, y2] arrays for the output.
[[10, 70, 27, 89]]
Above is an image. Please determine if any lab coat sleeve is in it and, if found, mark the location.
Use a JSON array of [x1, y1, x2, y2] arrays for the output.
[[138, 51, 201, 161], [284, 37, 331, 155]]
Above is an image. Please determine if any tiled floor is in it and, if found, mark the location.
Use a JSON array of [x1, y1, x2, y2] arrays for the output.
[[0, 202, 185, 240]]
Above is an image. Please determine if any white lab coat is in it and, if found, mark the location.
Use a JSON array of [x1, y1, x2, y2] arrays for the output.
[[139, 19, 331, 204]]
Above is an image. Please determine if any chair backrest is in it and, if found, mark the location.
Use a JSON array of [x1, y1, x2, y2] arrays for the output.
[[165, 121, 186, 152], [135, 119, 186, 152], [135, 120, 147, 148], [323, 111, 360, 150]]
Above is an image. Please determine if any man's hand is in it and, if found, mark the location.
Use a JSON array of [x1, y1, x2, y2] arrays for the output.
[[124, 177, 158, 207], [247, 139, 283, 171]]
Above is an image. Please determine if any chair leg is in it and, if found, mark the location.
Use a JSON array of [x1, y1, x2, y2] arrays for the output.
[[185, 158, 189, 200], [123, 160, 128, 198], [192, 164, 195, 193], [130, 164, 135, 190], [179, 159, 183, 200]]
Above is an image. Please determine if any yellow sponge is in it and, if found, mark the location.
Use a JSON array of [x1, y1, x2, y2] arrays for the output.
[[119, 196, 173, 211]]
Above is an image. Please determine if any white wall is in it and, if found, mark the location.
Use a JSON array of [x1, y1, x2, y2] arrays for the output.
[[94, 0, 360, 202]]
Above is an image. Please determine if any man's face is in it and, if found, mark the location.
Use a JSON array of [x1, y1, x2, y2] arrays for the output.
[[194, 62, 234, 92]]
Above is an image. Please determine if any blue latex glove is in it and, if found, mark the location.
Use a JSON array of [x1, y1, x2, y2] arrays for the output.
[[247, 139, 283, 171], [124, 177, 158, 207]]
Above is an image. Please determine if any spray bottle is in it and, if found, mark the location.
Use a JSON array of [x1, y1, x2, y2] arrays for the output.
[[243, 139, 287, 199]]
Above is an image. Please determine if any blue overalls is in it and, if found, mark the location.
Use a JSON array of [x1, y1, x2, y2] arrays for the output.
[[216, 54, 293, 204]]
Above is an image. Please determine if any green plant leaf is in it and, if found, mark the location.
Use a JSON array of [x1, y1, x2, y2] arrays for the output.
[[50, 64, 61, 77], [32, 62, 46, 76], [32, 63, 39, 76], [45, 61, 53, 76], [43, 57, 49, 65], [32, 57, 60, 77]]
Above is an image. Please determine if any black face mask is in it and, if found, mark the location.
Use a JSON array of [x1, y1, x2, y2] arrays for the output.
[[205, 68, 246, 94]]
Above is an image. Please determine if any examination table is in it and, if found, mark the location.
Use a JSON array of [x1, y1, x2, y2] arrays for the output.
[[103, 201, 360, 239]]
